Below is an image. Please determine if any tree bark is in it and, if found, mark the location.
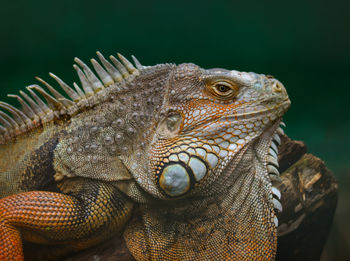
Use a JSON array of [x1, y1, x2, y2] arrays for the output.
[[275, 135, 338, 261]]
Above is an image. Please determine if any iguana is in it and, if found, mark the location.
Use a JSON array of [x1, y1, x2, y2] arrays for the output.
[[0, 51, 290, 260]]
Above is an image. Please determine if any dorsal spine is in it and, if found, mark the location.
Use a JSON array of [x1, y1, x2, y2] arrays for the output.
[[0, 52, 143, 144]]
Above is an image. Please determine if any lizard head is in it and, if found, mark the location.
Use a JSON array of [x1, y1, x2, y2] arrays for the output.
[[141, 63, 290, 199]]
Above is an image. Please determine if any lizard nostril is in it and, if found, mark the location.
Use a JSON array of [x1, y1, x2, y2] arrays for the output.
[[272, 82, 283, 93]]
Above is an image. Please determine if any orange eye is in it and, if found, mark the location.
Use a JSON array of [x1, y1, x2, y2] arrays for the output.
[[209, 81, 238, 100]]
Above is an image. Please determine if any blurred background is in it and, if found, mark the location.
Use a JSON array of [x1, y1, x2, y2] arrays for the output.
[[0, 0, 348, 259]]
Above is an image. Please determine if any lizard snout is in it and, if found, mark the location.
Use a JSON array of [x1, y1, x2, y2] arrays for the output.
[[265, 78, 289, 104]]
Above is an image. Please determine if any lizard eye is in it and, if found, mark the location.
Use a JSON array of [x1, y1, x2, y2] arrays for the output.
[[207, 81, 238, 100], [216, 84, 231, 93]]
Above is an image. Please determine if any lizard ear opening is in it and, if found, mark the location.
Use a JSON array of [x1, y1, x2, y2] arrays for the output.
[[166, 113, 182, 132], [156, 112, 183, 139]]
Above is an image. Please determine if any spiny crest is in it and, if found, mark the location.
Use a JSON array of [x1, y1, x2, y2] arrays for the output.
[[268, 124, 285, 227], [0, 52, 144, 144]]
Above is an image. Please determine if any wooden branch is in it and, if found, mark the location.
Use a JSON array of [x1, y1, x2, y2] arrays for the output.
[[276, 135, 338, 261]]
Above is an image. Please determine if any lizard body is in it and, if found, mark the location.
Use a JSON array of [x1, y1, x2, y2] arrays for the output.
[[0, 52, 290, 260]]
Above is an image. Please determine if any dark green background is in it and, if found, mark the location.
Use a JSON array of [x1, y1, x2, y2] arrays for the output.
[[0, 0, 349, 259]]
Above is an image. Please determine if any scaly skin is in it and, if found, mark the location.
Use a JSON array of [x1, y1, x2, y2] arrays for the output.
[[0, 53, 290, 260]]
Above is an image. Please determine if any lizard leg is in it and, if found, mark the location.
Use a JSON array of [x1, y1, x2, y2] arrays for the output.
[[0, 180, 133, 260]]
